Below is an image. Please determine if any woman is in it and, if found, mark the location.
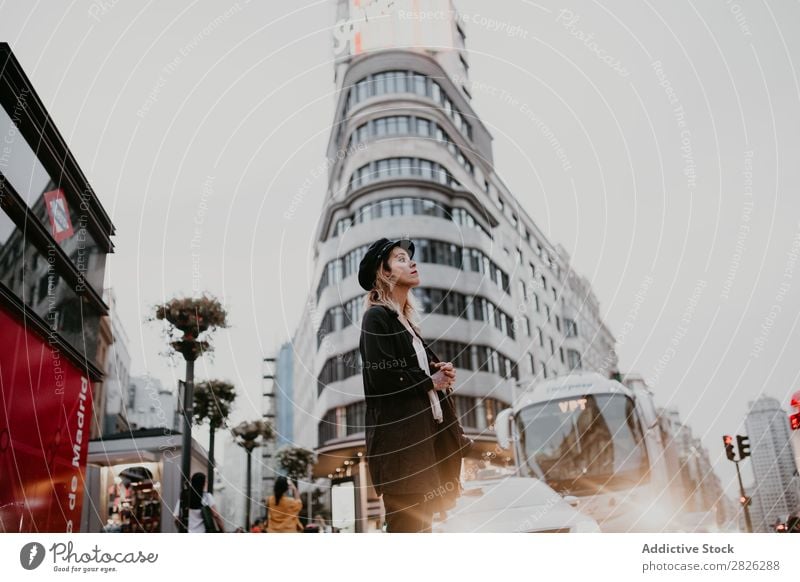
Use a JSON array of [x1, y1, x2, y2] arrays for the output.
[[357, 237, 472, 533], [265, 476, 303, 533], [172, 472, 224, 533]]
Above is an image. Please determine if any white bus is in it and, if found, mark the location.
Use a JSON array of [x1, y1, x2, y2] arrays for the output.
[[494, 372, 683, 532]]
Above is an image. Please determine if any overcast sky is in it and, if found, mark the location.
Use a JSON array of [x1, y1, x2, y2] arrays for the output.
[[2, 0, 799, 494]]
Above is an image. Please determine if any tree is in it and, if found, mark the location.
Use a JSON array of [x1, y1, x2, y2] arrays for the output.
[[193, 379, 236, 494], [275, 446, 317, 483]]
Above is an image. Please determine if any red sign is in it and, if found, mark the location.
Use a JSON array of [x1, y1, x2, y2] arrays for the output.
[[0, 308, 93, 532], [43, 189, 74, 242]]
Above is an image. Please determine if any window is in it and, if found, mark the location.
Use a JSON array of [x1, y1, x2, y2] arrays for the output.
[[559, 346, 565, 364], [567, 349, 582, 370], [345, 400, 366, 435], [459, 53, 469, 72], [318, 409, 338, 444], [564, 318, 578, 338], [347, 70, 472, 139], [397, 116, 410, 134], [528, 353, 536, 375], [516, 248, 523, 264], [518, 280, 527, 301], [549, 337, 555, 355], [347, 158, 458, 191], [454, 396, 477, 428], [413, 73, 427, 97], [538, 327, 544, 347]]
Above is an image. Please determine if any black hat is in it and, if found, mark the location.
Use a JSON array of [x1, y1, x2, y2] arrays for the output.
[[357, 238, 415, 291]]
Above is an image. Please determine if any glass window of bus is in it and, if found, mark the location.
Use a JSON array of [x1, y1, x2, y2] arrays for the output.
[[516, 394, 648, 493]]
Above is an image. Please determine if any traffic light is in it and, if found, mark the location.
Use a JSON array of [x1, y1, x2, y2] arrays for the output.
[[737, 435, 751, 459], [723, 435, 736, 461]]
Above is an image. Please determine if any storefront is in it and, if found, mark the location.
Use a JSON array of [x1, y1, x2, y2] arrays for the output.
[[81, 429, 210, 533], [0, 43, 115, 532]]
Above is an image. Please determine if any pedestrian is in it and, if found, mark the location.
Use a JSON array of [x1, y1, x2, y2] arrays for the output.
[[265, 476, 304, 533], [172, 472, 225, 533], [314, 514, 331, 533], [357, 237, 472, 533]]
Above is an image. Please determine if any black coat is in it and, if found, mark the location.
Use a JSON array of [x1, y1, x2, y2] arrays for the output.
[[359, 304, 472, 512]]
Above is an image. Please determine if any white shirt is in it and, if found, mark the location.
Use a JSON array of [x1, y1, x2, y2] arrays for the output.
[[399, 316, 443, 424], [173, 491, 214, 533]]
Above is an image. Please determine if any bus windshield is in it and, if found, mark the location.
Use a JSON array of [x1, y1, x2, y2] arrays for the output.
[[516, 393, 649, 495]]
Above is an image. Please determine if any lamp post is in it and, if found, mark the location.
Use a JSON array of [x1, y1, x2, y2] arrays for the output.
[[232, 419, 274, 531], [152, 294, 228, 533]]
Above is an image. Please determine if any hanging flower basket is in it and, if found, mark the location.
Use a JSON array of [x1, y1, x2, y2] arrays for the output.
[[153, 295, 228, 336], [150, 294, 228, 359], [231, 420, 274, 451]]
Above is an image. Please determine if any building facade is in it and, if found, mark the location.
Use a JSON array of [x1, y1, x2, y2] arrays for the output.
[[97, 288, 132, 436], [744, 396, 800, 532], [285, 1, 617, 530], [0, 43, 116, 532], [125, 375, 177, 432]]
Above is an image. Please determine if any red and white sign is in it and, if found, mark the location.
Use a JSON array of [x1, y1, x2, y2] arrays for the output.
[[43, 189, 74, 242], [0, 308, 93, 532]]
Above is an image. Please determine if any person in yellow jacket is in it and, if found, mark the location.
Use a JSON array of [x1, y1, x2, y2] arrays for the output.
[[266, 476, 304, 533]]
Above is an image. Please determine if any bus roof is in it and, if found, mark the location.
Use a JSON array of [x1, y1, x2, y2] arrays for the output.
[[513, 372, 633, 411]]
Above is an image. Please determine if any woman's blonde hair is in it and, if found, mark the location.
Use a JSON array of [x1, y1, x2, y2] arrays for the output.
[[363, 251, 423, 335]]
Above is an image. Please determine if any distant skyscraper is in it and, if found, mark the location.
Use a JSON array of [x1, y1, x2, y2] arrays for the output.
[[274, 343, 296, 447], [744, 396, 800, 532]]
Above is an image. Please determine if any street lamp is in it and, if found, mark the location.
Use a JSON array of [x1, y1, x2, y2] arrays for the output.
[[152, 294, 228, 533], [232, 419, 274, 530]]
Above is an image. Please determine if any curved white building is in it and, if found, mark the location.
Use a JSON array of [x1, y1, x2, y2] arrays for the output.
[[284, 1, 617, 531]]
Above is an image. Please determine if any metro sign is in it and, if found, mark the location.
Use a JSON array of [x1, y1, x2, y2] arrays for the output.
[[43, 189, 74, 242]]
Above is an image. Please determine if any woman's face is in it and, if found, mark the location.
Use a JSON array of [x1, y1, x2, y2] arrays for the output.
[[383, 246, 419, 287]]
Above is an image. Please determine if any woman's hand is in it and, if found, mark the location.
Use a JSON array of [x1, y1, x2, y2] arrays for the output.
[[431, 362, 456, 391]]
